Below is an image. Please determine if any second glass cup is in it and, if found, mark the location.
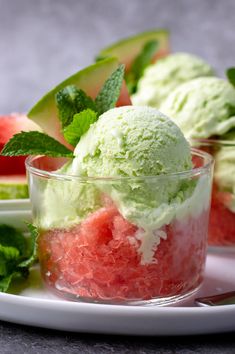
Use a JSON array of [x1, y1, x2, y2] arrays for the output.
[[192, 139, 235, 249], [26, 148, 213, 305]]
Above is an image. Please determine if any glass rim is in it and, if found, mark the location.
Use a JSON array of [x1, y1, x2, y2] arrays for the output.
[[25, 148, 214, 182], [191, 137, 235, 147]]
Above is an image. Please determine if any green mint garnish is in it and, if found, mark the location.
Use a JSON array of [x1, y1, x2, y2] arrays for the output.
[[0, 224, 27, 255], [1, 131, 73, 158], [0, 272, 23, 292], [0, 224, 38, 292], [227, 68, 235, 88], [18, 223, 39, 268], [63, 109, 97, 147], [56, 64, 125, 137], [55, 85, 96, 128], [95, 64, 125, 115], [1, 65, 126, 159], [125, 40, 158, 94], [0, 244, 20, 276]]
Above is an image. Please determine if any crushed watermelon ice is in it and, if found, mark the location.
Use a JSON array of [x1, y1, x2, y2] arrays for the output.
[[39, 203, 208, 302], [208, 183, 235, 246]]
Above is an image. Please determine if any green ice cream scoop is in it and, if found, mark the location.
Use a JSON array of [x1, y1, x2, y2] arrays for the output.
[[131, 53, 214, 108], [160, 77, 235, 139], [40, 106, 194, 231], [72, 106, 192, 177], [71, 106, 197, 235]]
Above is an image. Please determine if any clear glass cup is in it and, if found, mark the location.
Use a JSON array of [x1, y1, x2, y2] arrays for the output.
[[191, 139, 235, 249], [26, 149, 213, 305]]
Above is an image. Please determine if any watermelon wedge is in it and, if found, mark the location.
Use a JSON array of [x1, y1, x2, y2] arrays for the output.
[[0, 114, 40, 175], [28, 58, 131, 146], [97, 29, 170, 72]]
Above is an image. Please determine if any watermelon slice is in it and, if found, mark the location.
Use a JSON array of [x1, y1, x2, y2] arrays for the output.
[[0, 175, 28, 199], [0, 114, 40, 175], [97, 29, 170, 72], [28, 58, 131, 146]]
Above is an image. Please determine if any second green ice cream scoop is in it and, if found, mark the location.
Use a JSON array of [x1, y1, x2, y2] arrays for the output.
[[132, 53, 215, 108], [160, 77, 235, 139]]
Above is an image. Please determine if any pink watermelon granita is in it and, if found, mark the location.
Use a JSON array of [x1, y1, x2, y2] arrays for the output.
[[208, 183, 235, 246], [38, 204, 208, 302]]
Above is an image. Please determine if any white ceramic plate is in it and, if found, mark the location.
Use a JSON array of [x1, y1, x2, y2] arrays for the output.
[[0, 251, 234, 336], [0, 198, 31, 211], [0, 209, 32, 230]]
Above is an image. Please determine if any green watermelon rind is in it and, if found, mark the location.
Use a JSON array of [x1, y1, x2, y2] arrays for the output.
[[96, 29, 170, 69], [28, 57, 121, 143], [0, 177, 28, 200]]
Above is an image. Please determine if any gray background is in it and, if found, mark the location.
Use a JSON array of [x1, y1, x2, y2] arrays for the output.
[[0, 0, 235, 114], [0, 0, 235, 352]]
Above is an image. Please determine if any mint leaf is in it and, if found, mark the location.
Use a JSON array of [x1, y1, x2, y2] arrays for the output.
[[0, 274, 13, 292], [0, 269, 28, 292], [227, 68, 235, 88], [0, 224, 39, 293], [95, 64, 125, 115], [0, 272, 20, 292], [0, 244, 20, 262], [0, 225, 27, 255], [0, 245, 20, 277], [63, 109, 97, 147], [1, 131, 73, 158], [19, 223, 38, 268], [0, 225, 25, 279], [55, 85, 97, 128], [125, 40, 158, 94]]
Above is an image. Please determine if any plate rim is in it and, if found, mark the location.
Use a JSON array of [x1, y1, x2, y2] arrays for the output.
[[0, 290, 235, 314], [0, 290, 235, 336]]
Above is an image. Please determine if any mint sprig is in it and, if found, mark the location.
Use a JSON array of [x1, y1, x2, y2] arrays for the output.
[[56, 65, 125, 145], [125, 40, 158, 94], [1, 65, 125, 159], [95, 64, 125, 115], [0, 224, 38, 292], [63, 109, 97, 147], [227, 68, 235, 88], [1, 131, 73, 158], [0, 224, 27, 254], [18, 224, 38, 268], [55, 85, 96, 128]]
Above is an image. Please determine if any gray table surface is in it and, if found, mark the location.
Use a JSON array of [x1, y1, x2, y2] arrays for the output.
[[0, 0, 235, 352]]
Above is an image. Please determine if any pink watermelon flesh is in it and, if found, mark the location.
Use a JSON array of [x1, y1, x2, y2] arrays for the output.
[[39, 203, 208, 302], [0, 114, 40, 175], [116, 82, 132, 106]]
